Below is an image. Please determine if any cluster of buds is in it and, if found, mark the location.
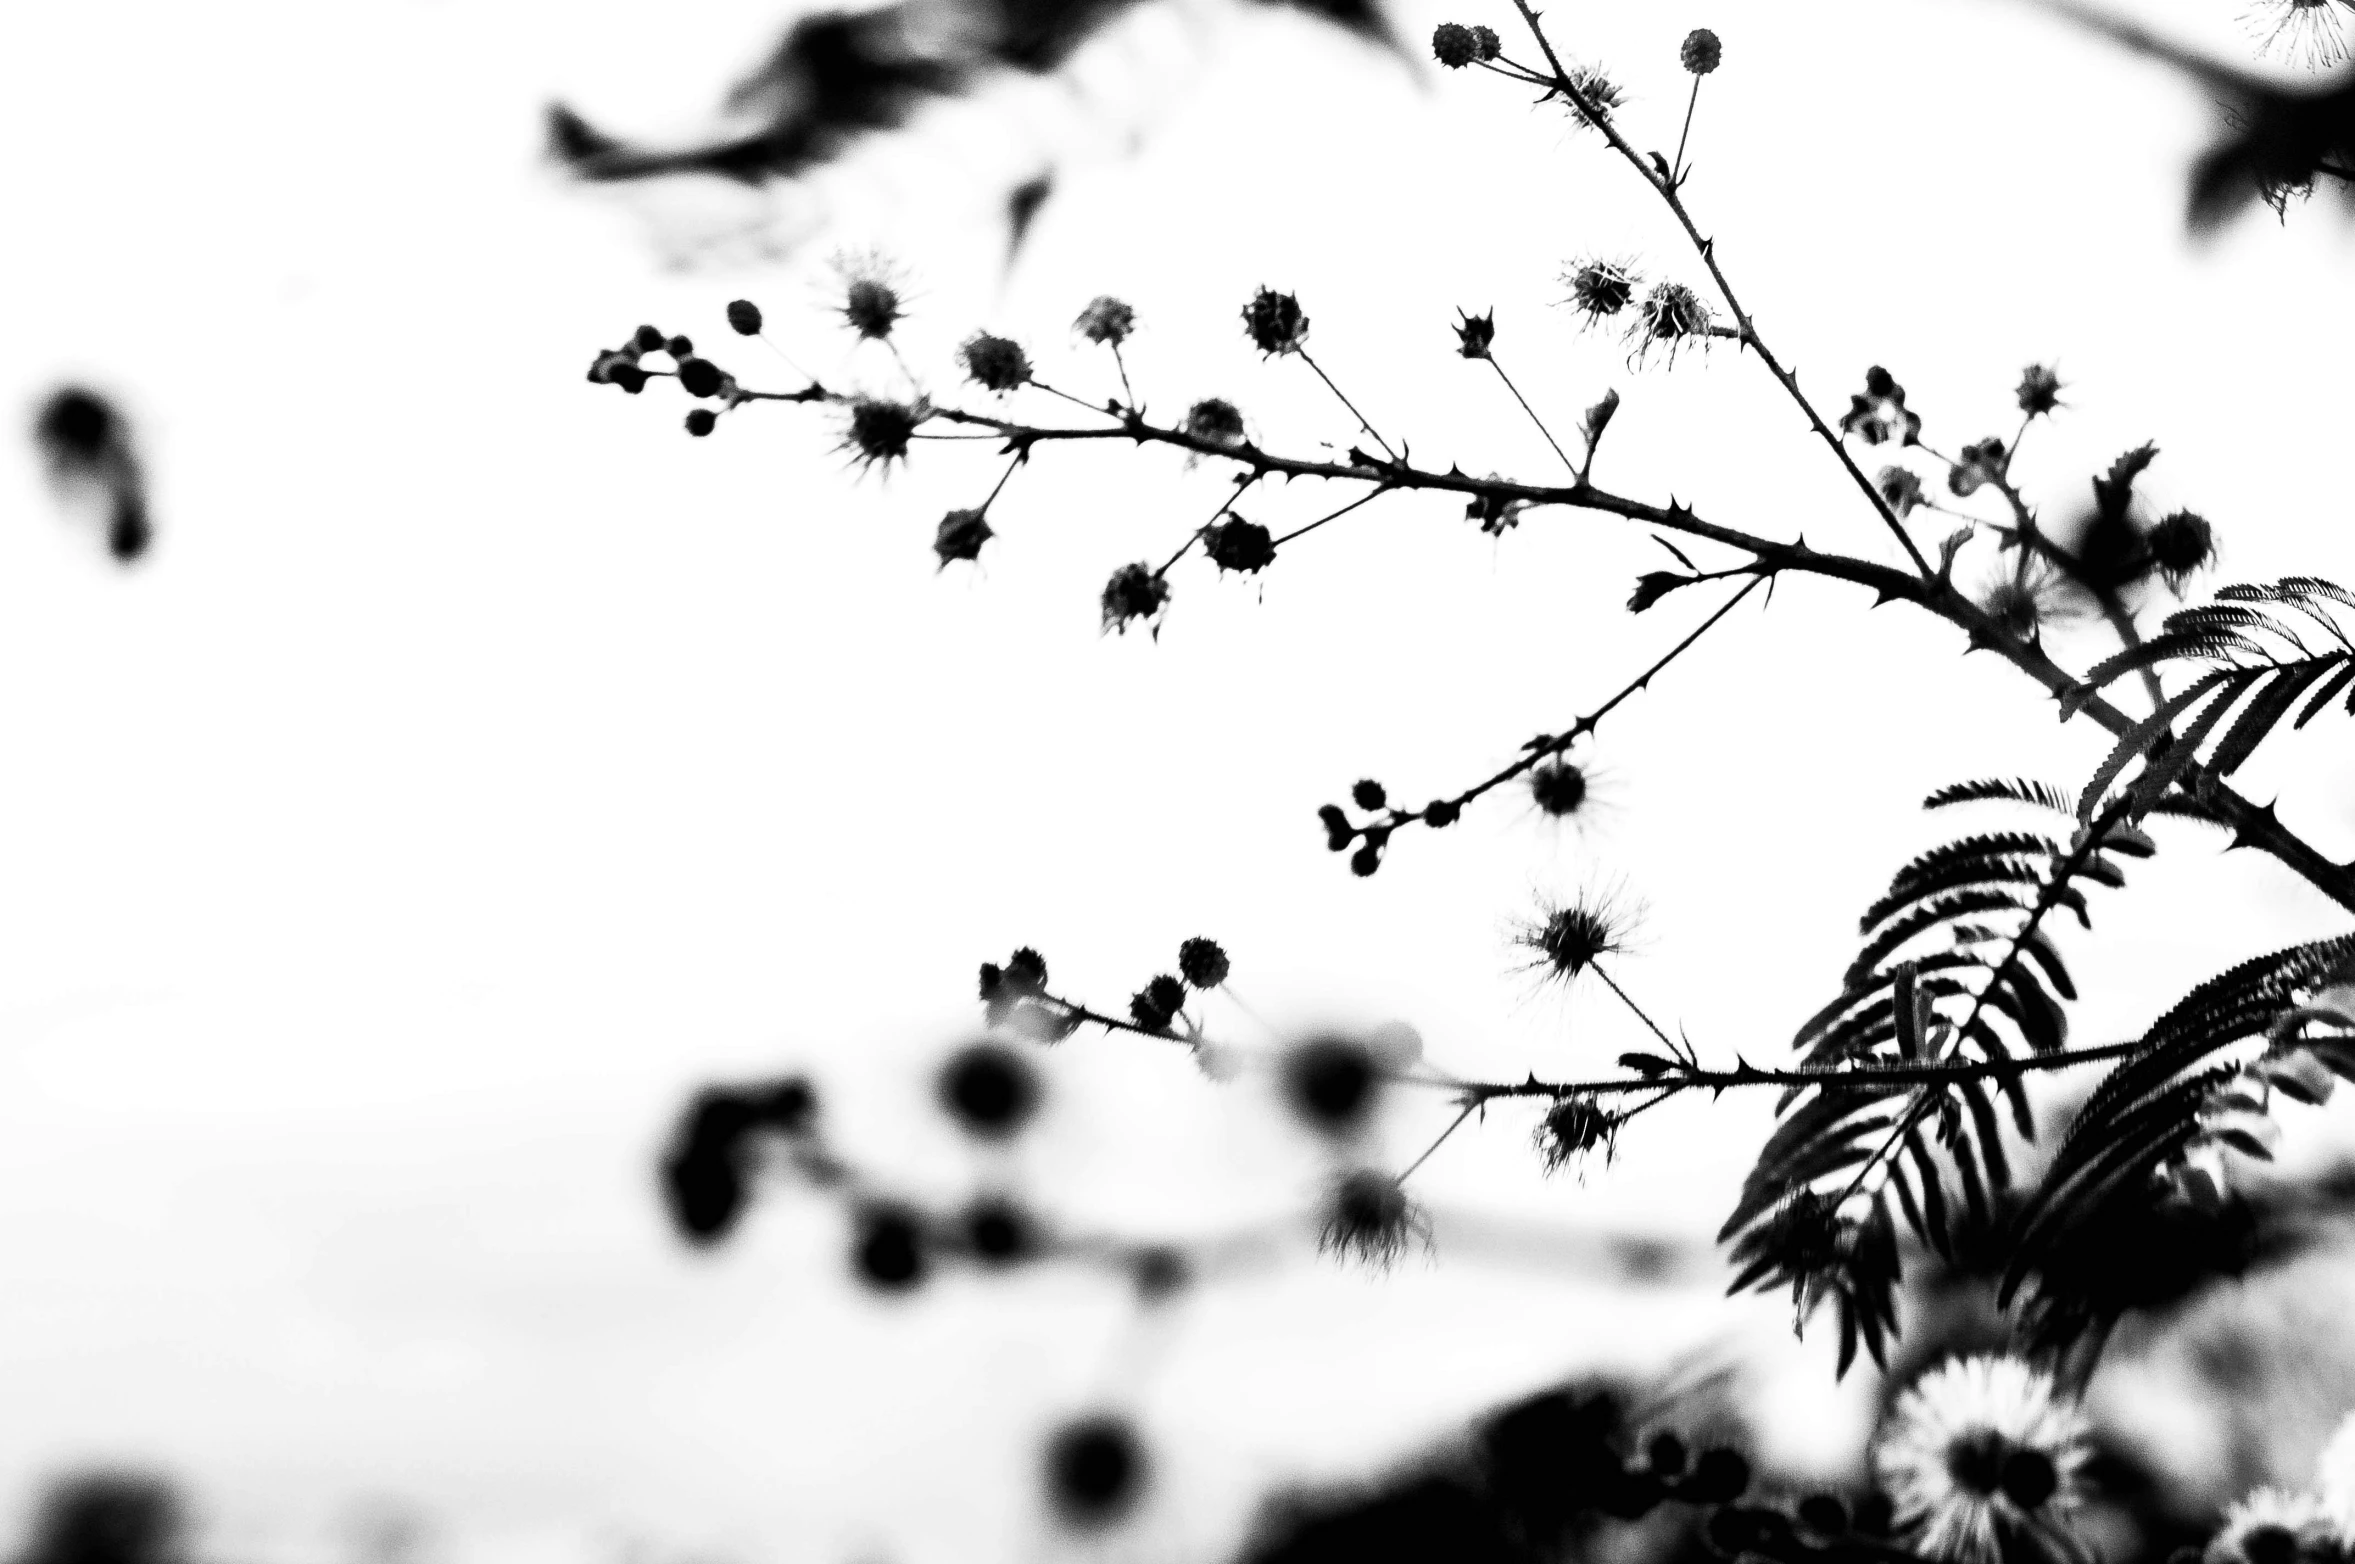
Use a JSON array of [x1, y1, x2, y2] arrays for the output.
[[584, 323, 756, 438]]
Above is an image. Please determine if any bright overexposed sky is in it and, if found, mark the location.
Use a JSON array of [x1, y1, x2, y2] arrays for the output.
[[8, 0, 2355, 1561]]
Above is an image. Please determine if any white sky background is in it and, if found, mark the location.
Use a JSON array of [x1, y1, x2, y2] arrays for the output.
[[8, 0, 2355, 1561]]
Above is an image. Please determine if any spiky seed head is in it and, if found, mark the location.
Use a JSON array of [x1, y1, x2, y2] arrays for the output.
[[1516, 891, 1634, 983], [843, 398, 919, 469], [1100, 563, 1169, 633], [1471, 24, 1501, 58], [1563, 259, 1638, 326], [1680, 28, 1722, 73], [1184, 398, 1247, 446], [1564, 63, 1624, 126], [1177, 937, 1230, 989], [934, 508, 993, 568], [1319, 1169, 1428, 1267], [2148, 510, 2217, 589], [1632, 282, 1712, 361], [958, 331, 1032, 392], [1242, 287, 1309, 356], [832, 252, 907, 340], [2015, 364, 2064, 416], [1529, 760, 1589, 818], [1454, 308, 1496, 359], [1432, 22, 1478, 67], [1204, 516, 1276, 574], [1074, 296, 1136, 345], [1537, 1096, 1617, 1173]]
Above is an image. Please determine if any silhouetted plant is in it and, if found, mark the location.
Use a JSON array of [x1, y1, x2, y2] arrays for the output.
[[594, 7, 2355, 1558]]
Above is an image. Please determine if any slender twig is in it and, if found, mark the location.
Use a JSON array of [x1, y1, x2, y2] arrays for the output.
[[1298, 349, 1398, 463], [1670, 76, 1702, 187], [1485, 355, 1578, 477], [1398, 1101, 1480, 1183], [1270, 486, 1389, 549], [1592, 963, 1690, 1065]]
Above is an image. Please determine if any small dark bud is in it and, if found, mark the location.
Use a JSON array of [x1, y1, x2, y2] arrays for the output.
[[938, 1041, 1043, 1138], [959, 331, 1033, 393], [1177, 938, 1230, 989], [1204, 516, 1276, 574], [964, 1196, 1035, 1265], [2148, 509, 2216, 587], [1627, 571, 1691, 613], [1453, 309, 1496, 359], [665, 334, 693, 357], [1007, 948, 1049, 993], [1043, 1415, 1148, 1530], [1350, 842, 1381, 876], [1842, 366, 1922, 447], [1471, 24, 1501, 59], [1184, 398, 1247, 446], [587, 350, 650, 393], [1145, 973, 1188, 1020], [853, 1204, 926, 1291], [1241, 287, 1309, 356], [1876, 465, 1926, 518], [934, 507, 993, 568], [1647, 1432, 1688, 1478], [1317, 803, 1353, 850], [1528, 760, 1588, 818], [1679, 28, 1721, 74], [676, 358, 724, 398], [633, 324, 666, 353], [1684, 1448, 1750, 1503], [725, 299, 763, 335], [1948, 438, 2007, 497], [684, 408, 718, 437], [1351, 779, 1387, 811], [1424, 798, 1460, 827], [1132, 1246, 1190, 1302], [1281, 1036, 1382, 1135], [1100, 563, 1170, 633], [1431, 22, 1478, 67], [841, 278, 903, 341], [1129, 986, 1175, 1033], [747, 1077, 817, 1134], [2016, 363, 2064, 417]]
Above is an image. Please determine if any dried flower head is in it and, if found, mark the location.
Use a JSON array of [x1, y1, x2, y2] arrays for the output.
[[1454, 308, 1497, 359], [1841, 366, 1923, 447], [1432, 21, 1478, 67], [2148, 509, 2218, 590], [2016, 364, 2065, 417], [827, 251, 908, 341], [958, 331, 1033, 392], [1878, 465, 1928, 519], [1536, 1096, 1619, 1175], [1185, 397, 1248, 448], [1948, 438, 2008, 497], [1100, 563, 1170, 633], [1564, 62, 1624, 128], [2244, 0, 2352, 69], [1242, 287, 1310, 356], [841, 397, 921, 470], [1873, 1355, 2091, 1564], [725, 299, 764, 336], [1513, 889, 1636, 984], [934, 507, 993, 568], [1564, 259, 1640, 326], [2205, 1488, 2339, 1564], [1204, 515, 1276, 574], [1074, 296, 1136, 345], [1177, 937, 1230, 989], [1528, 759, 1590, 819], [1630, 281, 1712, 364], [1680, 28, 1722, 74], [1319, 1169, 1430, 1267]]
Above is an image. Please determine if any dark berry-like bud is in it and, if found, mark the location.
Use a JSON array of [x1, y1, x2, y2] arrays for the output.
[[676, 358, 724, 398], [1424, 798, 1460, 827], [1431, 21, 1478, 67], [1184, 398, 1247, 446], [1043, 1415, 1148, 1529], [666, 334, 693, 357], [1241, 287, 1309, 356], [633, 324, 666, 353], [853, 1204, 926, 1291], [1132, 1246, 1190, 1302], [1646, 1432, 1688, 1478], [1204, 516, 1276, 574], [1471, 24, 1501, 59], [1454, 308, 1496, 359], [1350, 842, 1381, 876], [1074, 296, 1136, 345], [964, 1196, 1035, 1265], [726, 299, 763, 336], [1351, 779, 1387, 811], [938, 1041, 1043, 1138], [1100, 563, 1170, 633], [1129, 986, 1175, 1032], [934, 507, 993, 568], [1144, 973, 1187, 1019], [1684, 1447, 1750, 1503], [1529, 760, 1588, 818], [2016, 363, 2064, 416], [1679, 28, 1721, 74], [1281, 1036, 1382, 1135], [587, 350, 650, 394], [1177, 937, 1230, 989], [1318, 803, 1352, 850], [958, 331, 1033, 393], [684, 408, 718, 437]]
